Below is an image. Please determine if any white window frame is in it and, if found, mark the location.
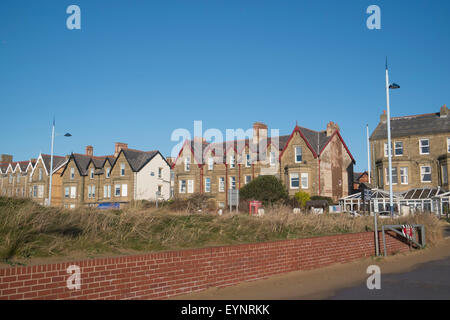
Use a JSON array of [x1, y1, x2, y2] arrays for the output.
[[39, 169, 42, 181], [295, 147, 302, 163], [385, 167, 398, 185], [447, 137, 450, 153], [185, 157, 190, 172], [245, 154, 251, 167], [229, 176, 236, 190], [64, 187, 70, 198], [420, 166, 432, 183], [179, 180, 186, 193], [70, 168, 75, 180], [208, 157, 214, 170], [229, 155, 235, 169], [204, 177, 211, 193], [269, 151, 276, 166], [115, 184, 121, 197], [245, 175, 251, 185], [120, 163, 125, 176], [419, 139, 430, 155], [187, 180, 194, 193], [290, 173, 299, 189], [121, 184, 128, 197], [301, 173, 309, 189], [394, 141, 403, 156], [90, 168, 94, 179], [400, 167, 408, 185], [219, 177, 225, 192], [70, 186, 76, 199], [106, 168, 110, 178]]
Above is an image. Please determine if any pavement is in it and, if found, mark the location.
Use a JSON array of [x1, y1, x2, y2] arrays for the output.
[[329, 255, 450, 300]]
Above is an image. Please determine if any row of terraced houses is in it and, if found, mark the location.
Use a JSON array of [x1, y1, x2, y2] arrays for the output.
[[1, 105, 449, 209]]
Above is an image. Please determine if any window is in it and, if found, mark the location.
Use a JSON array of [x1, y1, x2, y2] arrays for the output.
[[157, 185, 162, 195], [208, 157, 214, 170], [8, 174, 12, 183], [419, 139, 430, 155], [115, 184, 121, 197], [270, 152, 276, 166], [29, 174, 32, 182], [290, 173, 299, 189], [88, 185, 96, 199], [447, 138, 450, 153], [179, 180, 186, 193], [64, 187, 70, 198], [185, 157, 190, 171], [70, 168, 75, 180], [245, 175, 252, 184], [204, 177, 211, 192], [120, 163, 125, 176], [301, 173, 309, 189], [187, 180, 194, 193], [33, 186, 38, 198], [442, 165, 448, 185], [394, 142, 403, 156], [106, 168, 110, 178], [219, 177, 225, 192], [385, 167, 398, 185], [229, 176, 236, 190], [17, 174, 20, 183], [400, 167, 408, 185], [38, 185, 44, 198], [90, 168, 94, 179], [295, 147, 302, 163], [70, 186, 76, 199], [384, 143, 393, 157], [245, 154, 251, 167], [104, 185, 111, 198], [121, 184, 127, 197], [88, 185, 91, 198], [420, 166, 432, 182], [39, 169, 42, 181], [158, 167, 162, 178], [229, 155, 235, 168]]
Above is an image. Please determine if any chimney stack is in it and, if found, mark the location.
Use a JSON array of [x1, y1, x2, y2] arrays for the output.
[[86, 145, 94, 156], [0, 154, 13, 163], [440, 104, 448, 118], [252, 122, 268, 145], [380, 110, 387, 123], [114, 142, 128, 157], [326, 121, 340, 137]]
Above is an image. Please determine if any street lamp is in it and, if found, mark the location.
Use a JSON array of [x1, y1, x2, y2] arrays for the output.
[[385, 58, 400, 217], [48, 118, 71, 206]]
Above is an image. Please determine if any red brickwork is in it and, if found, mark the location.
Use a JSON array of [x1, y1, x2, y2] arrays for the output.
[[0, 231, 411, 300]]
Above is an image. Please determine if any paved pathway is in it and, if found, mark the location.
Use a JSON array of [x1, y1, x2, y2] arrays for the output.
[[329, 256, 450, 300]]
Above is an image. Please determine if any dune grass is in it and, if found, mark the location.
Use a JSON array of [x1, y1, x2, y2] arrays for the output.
[[0, 197, 444, 264]]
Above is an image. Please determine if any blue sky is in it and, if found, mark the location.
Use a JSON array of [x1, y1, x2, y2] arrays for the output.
[[1, 0, 449, 171]]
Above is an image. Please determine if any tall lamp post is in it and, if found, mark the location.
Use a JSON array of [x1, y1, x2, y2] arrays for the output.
[[385, 58, 400, 217], [48, 118, 72, 206]]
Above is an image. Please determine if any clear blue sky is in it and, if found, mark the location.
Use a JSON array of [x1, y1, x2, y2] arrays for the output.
[[1, 0, 449, 171]]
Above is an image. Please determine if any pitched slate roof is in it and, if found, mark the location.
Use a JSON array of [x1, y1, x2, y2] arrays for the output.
[[41, 154, 67, 174], [120, 149, 159, 172], [370, 111, 450, 140], [17, 161, 30, 172]]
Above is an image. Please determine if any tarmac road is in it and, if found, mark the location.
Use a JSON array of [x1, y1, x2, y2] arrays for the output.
[[329, 255, 450, 300]]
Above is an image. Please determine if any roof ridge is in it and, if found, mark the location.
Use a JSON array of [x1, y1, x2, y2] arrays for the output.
[[391, 112, 439, 120]]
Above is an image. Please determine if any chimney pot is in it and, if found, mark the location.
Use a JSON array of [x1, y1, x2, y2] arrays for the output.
[[86, 145, 94, 156], [380, 110, 387, 123], [440, 104, 448, 118], [326, 121, 340, 136]]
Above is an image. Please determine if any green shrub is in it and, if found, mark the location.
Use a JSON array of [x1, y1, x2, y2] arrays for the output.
[[239, 175, 288, 205], [294, 191, 310, 208], [310, 195, 334, 205]]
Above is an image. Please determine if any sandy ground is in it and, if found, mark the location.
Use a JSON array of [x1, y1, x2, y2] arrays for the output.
[[172, 237, 450, 300]]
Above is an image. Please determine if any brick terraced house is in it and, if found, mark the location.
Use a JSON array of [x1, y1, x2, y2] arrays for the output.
[[370, 105, 450, 192], [172, 121, 355, 208], [60, 143, 171, 208]]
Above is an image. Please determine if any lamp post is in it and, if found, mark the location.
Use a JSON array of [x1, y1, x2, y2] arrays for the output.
[[385, 58, 400, 217], [48, 118, 71, 206]]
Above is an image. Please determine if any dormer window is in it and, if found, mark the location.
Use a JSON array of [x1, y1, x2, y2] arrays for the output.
[[295, 147, 302, 163], [70, 167, 75, 180], [120, 163, 125, 176], [106, 168, 110, 178], [229, 155, 235, 168], [184, 157, 190, 171], [90, 168, 94, 179]]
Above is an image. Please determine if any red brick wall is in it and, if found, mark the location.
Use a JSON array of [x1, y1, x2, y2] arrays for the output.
[[0, 231, 411, 300]]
